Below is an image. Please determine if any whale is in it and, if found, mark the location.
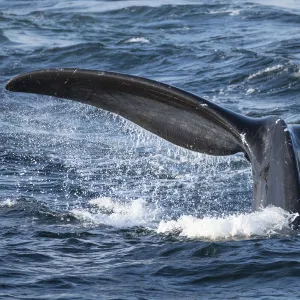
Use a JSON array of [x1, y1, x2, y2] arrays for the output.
[[5, 68, 300, 226]]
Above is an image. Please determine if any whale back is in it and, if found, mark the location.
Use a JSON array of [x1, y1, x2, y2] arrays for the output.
[[5, 69, 300, 214]]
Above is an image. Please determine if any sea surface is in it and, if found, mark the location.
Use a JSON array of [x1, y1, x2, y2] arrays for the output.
[[1, 0, 300, 299]]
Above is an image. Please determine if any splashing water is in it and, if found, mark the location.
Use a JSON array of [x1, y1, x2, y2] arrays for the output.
[[157, 206, 298, 240], [72, 197, 160, 228], [71, 198, 297, 240]]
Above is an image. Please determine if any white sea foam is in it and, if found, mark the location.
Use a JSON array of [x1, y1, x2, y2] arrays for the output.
[[125, 37, 150, 44], [246, 88, 255, 95], [229, 10, 240, 16], [0, 199, 16, 207], [72, 197, 159, 228], [72, 197, 297, 240], [207, 9, 240, 16], [157, 206, 297, 240], [248, 65, 284, 80]]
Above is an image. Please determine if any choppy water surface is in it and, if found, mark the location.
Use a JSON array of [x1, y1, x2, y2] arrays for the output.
[[1, 0, 300, 299]]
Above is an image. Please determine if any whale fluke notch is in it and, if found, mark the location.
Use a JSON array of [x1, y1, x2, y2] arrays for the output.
[[5, 68, 300, 217]]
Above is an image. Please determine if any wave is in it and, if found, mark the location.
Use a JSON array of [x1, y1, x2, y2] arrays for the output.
[[207, 9, 240, 16], [247, 65, 285, 80], [3, 29, 78, 49], [252, 0, 300, 10], [3, 1, 202, 15]]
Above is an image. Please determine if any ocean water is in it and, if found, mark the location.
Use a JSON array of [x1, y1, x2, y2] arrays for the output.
[[1, 0, 300, 299]]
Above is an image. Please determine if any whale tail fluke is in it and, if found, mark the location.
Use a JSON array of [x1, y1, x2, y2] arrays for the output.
[[5, 69, 255, 156], [5, 68, 300, 214]]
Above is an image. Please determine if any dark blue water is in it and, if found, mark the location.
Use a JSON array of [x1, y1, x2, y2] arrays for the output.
[[1, 0, 300, 299]]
